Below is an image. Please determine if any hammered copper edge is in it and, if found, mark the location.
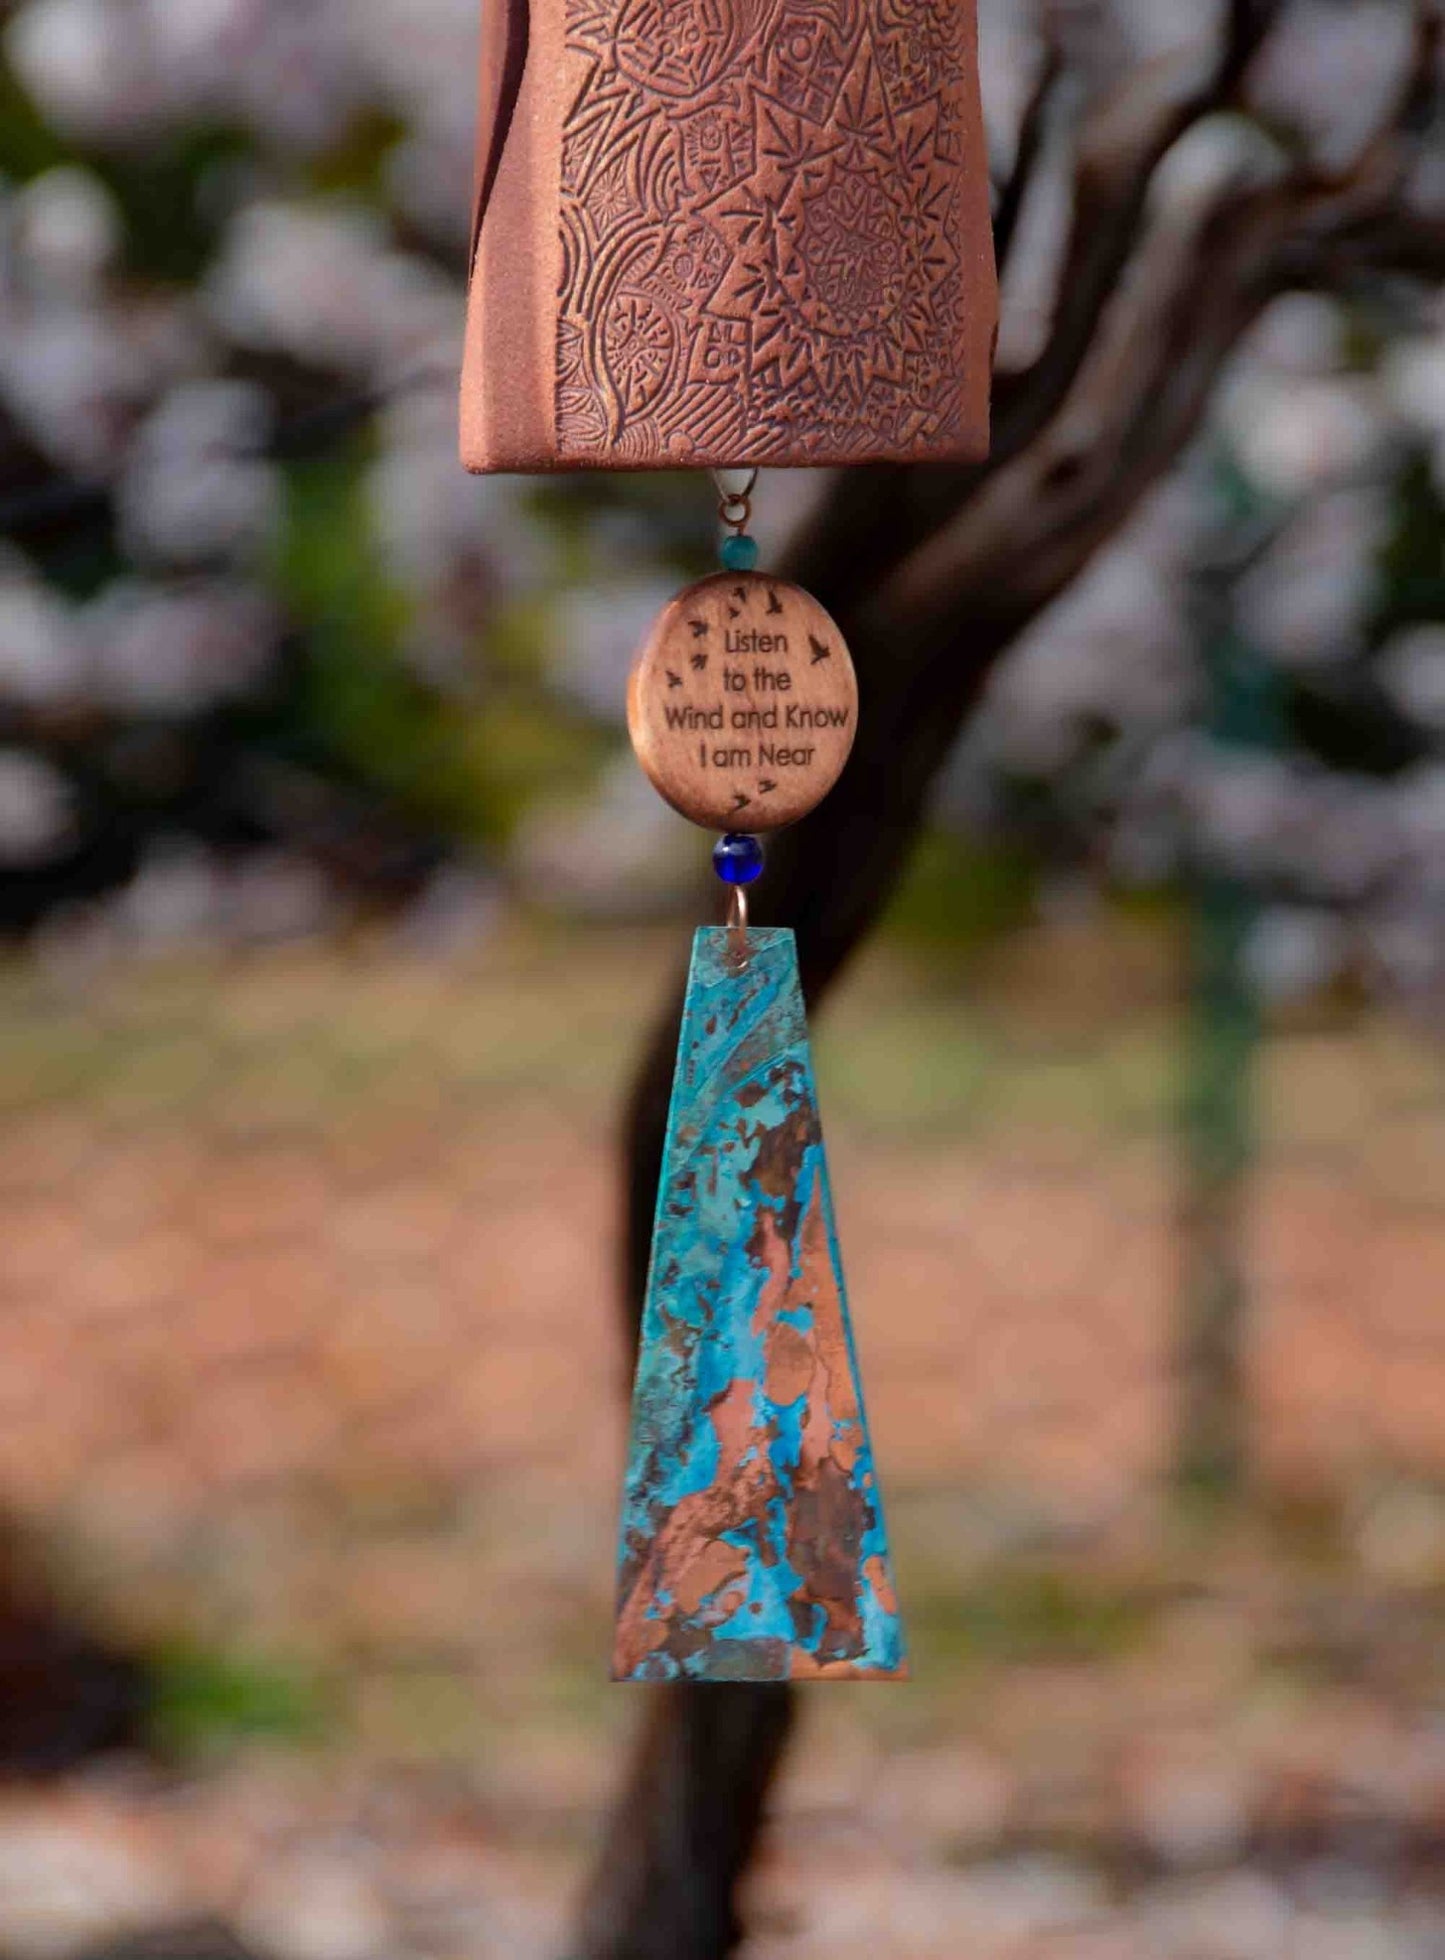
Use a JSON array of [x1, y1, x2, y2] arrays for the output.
[[613, 928, 907, 1683]]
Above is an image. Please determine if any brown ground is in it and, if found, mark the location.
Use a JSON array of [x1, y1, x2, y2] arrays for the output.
[[2, 921, 1444, 1957]]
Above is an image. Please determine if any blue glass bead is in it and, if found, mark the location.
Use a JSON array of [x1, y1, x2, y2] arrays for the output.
[[713, 833, 764, 886], [720, 533, 760, 573]]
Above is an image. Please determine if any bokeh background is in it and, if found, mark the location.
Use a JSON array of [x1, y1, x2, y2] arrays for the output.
[[2, 0, 1445, 1955]]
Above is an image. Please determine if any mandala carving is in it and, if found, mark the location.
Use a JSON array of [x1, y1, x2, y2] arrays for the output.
[[556, 0, 980, 463]]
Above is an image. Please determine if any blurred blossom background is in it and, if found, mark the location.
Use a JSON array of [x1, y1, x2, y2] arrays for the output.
[[0, 0, 1443, 1957]]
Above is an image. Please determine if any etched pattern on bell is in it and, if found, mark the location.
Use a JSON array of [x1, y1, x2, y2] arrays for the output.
[[462, 0, 997, 472]]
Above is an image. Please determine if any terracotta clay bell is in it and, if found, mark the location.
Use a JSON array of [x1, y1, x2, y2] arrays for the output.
[[462, 0, 998, 473]]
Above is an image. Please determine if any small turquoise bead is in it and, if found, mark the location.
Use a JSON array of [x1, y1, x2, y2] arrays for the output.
[[720, 533, 760, 572], [713, 833, 764, 886]]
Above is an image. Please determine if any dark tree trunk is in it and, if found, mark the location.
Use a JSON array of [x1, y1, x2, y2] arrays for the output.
[[0, 1537, 147, 1776], [574, 1685, 794, 1959]]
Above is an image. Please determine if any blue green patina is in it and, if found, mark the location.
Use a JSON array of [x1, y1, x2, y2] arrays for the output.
[[613, 928, 905, 1682]]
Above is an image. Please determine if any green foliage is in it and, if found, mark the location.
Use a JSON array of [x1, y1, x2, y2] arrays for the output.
[[528, 471, 715, 580], [1181, 872, 1260, 1189], [273, 445, 607, 847], [883, 828, 1037, 954], [308, 109, 406, 199], [0, 57, 66, 178], [107, 128, 250, 284], [147, 1639, 333, 1754], [1376, 445, 1445, 635], [909, 1566, 1156, 1668]]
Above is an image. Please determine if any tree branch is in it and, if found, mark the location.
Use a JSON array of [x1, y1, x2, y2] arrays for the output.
[[990, 0, 1284, 465], [993, 44, 1064, 277]]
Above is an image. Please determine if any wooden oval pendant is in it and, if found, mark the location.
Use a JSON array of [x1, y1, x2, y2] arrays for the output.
[[628, 573, 858, 833]]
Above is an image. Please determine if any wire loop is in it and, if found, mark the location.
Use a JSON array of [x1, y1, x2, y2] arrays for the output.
[[726, 883, 750, 970], [713, 468, 759, 540]]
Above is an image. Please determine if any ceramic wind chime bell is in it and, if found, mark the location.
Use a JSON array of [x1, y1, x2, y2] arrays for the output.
[[463, 0, 997, 1681]]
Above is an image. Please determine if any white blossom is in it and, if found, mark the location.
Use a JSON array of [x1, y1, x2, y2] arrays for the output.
[[0, 749, 76, 865], [0, 304, 151, 475], [1247, 293, 1350, 378], [83, 579, 279, 714], [367, 386, 540, 599], [117, 380, 280, 568], [5, 0, 159, 141], [0, 558, 87, 707], [513, 754, 700, 915], [228, 848, 334, 943], [205, 199, 455, 381], [1383, 337, 1445, 441], [10, 165, 121, 298], [1220, 373, 1387, 499], [1379, 625, 1445, 732], [1235, 489, 1390, 667], [117, 835, 226, 948], [1249, 0, 1419, 174], [551, 579, 682, 726]]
